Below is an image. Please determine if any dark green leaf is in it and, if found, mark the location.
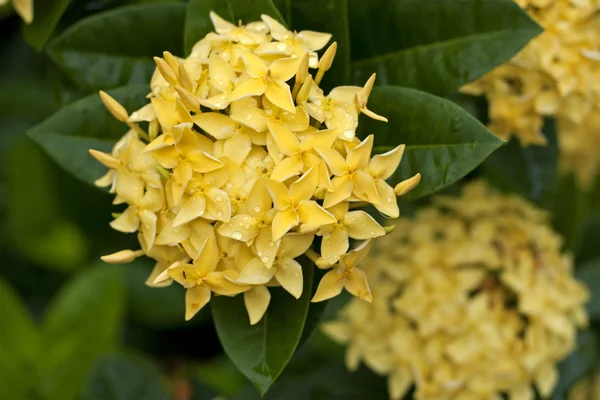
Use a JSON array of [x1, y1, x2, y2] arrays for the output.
[[82, 353, 170, 400], [550, 173, 591, 253], [290, 0, 349, 90], [47, 3, 186, 90], [0, 278, 41, 399], [483, 118, 558, 205], [551, 331, 598, 399], [184, 0, 285, 55], [38, 265, 126, 400], [575, 258, 600, 321], [22, 0, 69, 50], [358, 86, 503, 199], [28, 85, 150, 186], [212, 256, 315, 395], [273, 0, 291, 25], [349, 0, 542, 95]]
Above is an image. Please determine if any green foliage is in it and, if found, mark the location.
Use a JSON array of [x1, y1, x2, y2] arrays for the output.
[[289, 0, 350, 89], [551, 331, 599, 400], [0, 267, 126, 400], [28, 85, 150, 186], [348, 0, 542, 95], [47, 3, 186, 91], [576, 258, 600, 321], [22, 0, 69, 50], [358, 86, 503, 199], [184, 0, 285, 55], [211, 256, 315, 394], [82, 353, 170, 400], [483, 119, 559, 205]]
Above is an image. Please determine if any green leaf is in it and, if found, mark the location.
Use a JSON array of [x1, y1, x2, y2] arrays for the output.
[[82, 353, 170, 400], [273, 0, 291, 25], [575, 257, 600, 321], [184, 0, 285, 55], [551, 331, 598, 399], [483, 119, 558, 205], [550, 173, 591, 253], [22, 0, 69, 50], [0, 278, 41, 399], [38, 266, 126, 400], [289, 0, 350, 90], [28, 85, 150, 186], [349, 0, 542, 95], [358, 86, 503, 199], [47, 3, 186, 90], [211, 256, 315, 395]]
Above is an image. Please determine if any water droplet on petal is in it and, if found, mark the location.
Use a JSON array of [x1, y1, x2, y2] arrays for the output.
[[232, 231, 243, 240], [226, 182, 233, 188], [277, 43, 287, 51], [245, 114, 253, 121], [261, 256, 269, 263], [217, 211, 223, 217], [216, 195, 223, 201], [343, 130, 354, 139], [268, 241, 274, 246], [313, 99, 322, 106], [254, 206, 261, 212], [244, 223, 250, 229], [257, 251, 263, 256]]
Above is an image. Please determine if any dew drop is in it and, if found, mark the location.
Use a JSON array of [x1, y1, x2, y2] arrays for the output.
[[257, 251, 263, 256], [244, 223, 250, 229], [387, 197, 393, 203], [313, 99, 322, 106], [262, 256, 269, 263], [226, 182, 233, 188], [214, 102, 222, 108], [343, 130, 354, 139], [217, 211, 223, 217], [245, 114, 254, 121], [276, 43, 287, 51], [294, 270, 300, 277], [268, 241, 274, 246], [232, 231, 243, 240], [216, 195, 223, 201], [254, 206, 261, 212]]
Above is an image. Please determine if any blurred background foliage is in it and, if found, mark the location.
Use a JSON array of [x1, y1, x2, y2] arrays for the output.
[[1, 0, 600, 399]]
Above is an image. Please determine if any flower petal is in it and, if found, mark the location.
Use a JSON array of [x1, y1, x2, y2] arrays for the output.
[[209, 53, 237, 92], [218, 214, 259, 243], [244, 286, 271, 325], [314, 147, 347, 176], [280, 233, 314, 259], [115, 168, 144, 204], [241, 51, 269, 78], [312, 269, 345, 302], [373, 179, 399, 218], [369, 145, 404, 180], [296, 30, 332, 51], [192, 112, 236, 140], [185, 285, 211, 320], [224, 132, 252, 165], [342, 239, 373, 269], [352, 170, 380, 205], [205, 187, 231, 222], [110, 207, 140, 233], [265, 81, 295, 113], [323, 174, 353, 208], [140, 210, 158, 249], [186, 150, 224, 173], [205, 271, 250, 296], [264, 178, 291, 210], [267, 120, 301, 156], [230, 78, 268, 101], [246, 178, 272, 217], [254, 228, 280, 269], [347, 135, 373, 170], [272, 209, 299, 241], [238, 257, 277, 284], [344, 210, 385, 239], [270, 155, 304, 181], [289, 166, 318, 201], [344, 267, 372, 302], [300, 128, 339, 151], [269, 56, 302, 81], [298, 200, 336, 226], [275, 258, 303, 299], [321, 227, 349, 266], [173, 194, 207, 227]]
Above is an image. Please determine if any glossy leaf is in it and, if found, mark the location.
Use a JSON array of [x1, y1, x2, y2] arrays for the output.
[[82, 353, 170, 400], [483, 119, 558, 205], [575, 258, 600, 321], [38, 266, 126, 400], [47, 3, 185, 90], [273, 0, 291, 25], [358, 86, 503, 199], [22, 0, 69, 50], [349, 0, 542, 95], [550, 173, 591, 253], [0, 278, 41, 400], [185, 0, 285, 55], [28, 85, 150, 186], [212, 256, 314, 395], [290, 0, 349, 90]]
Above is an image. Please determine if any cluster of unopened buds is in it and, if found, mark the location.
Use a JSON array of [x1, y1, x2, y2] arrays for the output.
[[90, 12, 421, 324], [462, 0, 600, 186], [324, 182, 589, 400]]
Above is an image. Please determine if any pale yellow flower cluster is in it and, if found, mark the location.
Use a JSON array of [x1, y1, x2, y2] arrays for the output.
[[90, 13, 421, 324], [462, 0, 600, 186], [0, 0, 33, 23], [324, 182, 589, 400]]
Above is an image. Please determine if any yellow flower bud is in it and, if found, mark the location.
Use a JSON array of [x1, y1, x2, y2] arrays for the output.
[[394, 173, 421, 196], [89, 149, 121, 169], [101, 249, 144, 264], [153, 56, 178, 85], [99, 90, 129, 122]]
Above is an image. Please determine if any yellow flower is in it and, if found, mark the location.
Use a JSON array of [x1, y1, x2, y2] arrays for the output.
[[1, 0, 33, 23], [324, 181, 589, 400], [90, 12, 419, 324], [462, 0, 600, 185]]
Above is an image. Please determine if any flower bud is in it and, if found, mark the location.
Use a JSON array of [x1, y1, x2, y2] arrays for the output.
[[394, 173, 421, 196], [89, 149, 121, 169], [101, 249, 144, 264], [99, 90, 129, 122]]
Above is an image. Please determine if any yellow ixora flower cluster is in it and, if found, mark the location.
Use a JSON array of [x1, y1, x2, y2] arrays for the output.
[[90, 12, 421, 325], [324, 182, 589, 400], [462, 0, 600, 186], [0, 0, 33, 23]]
